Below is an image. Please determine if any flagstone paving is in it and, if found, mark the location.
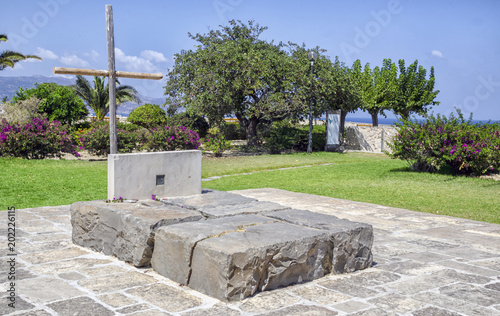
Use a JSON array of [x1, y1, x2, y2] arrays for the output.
[[1, 188, 499, 315]]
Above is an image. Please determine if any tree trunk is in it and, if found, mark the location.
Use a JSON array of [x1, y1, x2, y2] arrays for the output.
[[369, 110, 379, 127], [340, 110, 347, 138], [400, 110, 410, 121], [243, 117, 259, 147]]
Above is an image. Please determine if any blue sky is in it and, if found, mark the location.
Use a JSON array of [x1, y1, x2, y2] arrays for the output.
[[2, 0, 499, 120]]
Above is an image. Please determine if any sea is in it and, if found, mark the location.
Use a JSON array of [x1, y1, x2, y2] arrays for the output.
[[343, 117, 500, 126]]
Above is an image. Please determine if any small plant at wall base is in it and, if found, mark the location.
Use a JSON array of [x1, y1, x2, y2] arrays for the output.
[[106, 197, 124, 203], [388, 110, 500, 176]]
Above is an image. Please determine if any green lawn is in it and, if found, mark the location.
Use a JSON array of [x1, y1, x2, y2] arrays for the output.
[[1, 153, 499, 224], [0, 158, 107, 210]]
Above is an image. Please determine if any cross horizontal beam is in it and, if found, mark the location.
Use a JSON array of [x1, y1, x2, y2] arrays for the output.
[[53, 67, 163, 80]]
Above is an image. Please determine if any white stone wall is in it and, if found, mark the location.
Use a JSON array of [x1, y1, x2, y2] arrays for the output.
[[342, 123, 397, 153]]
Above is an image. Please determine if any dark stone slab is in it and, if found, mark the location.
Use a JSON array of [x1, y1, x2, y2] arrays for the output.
[[152, 214, 333, 301], [71, 190, 374, 302], [200, 201, 290, 218], [263, 209, 373, 273], [70, 200, 203, 266], [163, 189, 257, 210]]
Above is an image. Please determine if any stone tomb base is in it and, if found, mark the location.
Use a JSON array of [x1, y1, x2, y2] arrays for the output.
[[70, 190, 373, 301]]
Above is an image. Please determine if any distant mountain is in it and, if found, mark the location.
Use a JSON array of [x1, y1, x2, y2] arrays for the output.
[[0, 75, 166, 117], [0, 75, 74, 100]]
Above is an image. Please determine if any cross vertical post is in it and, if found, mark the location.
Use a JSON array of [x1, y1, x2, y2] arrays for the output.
[[52, 5, 162, 156], [106, 4, 117, 154]]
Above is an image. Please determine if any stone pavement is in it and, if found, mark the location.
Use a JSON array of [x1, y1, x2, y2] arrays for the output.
[[1, 188, 499, 315]]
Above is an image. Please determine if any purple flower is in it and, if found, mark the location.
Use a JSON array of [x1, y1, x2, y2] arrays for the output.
[[450, 145, 456, 155]]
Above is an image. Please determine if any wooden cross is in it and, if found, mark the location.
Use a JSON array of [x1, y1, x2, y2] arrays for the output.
[[53, 5, 162, 154]]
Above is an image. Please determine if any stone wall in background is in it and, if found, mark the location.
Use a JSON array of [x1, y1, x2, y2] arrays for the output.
[[342, 123, 397, 153]]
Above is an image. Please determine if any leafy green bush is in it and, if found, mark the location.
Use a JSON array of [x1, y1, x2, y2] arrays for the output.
[[203, 127, 232, 157], [220, 121, 246, 140], [146, 125, 200, 151], [79, 121, 143, 156], [388, 111, 500, 175], [12, 83, 88, 125], [298, 124, 326, 151], [264, 121, 325, 154], [117, 122, 143, 132], [167, 112, 209, 138], [127, 104, 167, 128], [0, 118, 79, 159]]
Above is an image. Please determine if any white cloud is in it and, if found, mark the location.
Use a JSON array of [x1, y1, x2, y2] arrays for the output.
[[115, 48, 157, 73], [140, 50, 168, 62], [431, 50, 444, 58], [53, 74, 73, 79], [84, 49, 99, 61], [60, 54, 90, 68], [36, 47, 58, 60]]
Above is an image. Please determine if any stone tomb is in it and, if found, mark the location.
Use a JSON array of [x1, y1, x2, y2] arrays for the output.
[[71, 190, 373, 301], [107, 150, 202, 201]]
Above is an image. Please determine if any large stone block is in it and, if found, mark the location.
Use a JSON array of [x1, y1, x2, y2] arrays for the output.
[[200, 201, 290, 218], [263, 209, 373, 273], [152, 214, 333, 301], [164, 189, 257, 210], [107, 150, 202, 200], [70, 200, 203, 266]]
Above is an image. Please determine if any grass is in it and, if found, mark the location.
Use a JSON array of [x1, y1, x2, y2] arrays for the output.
[[201, 152, 359, 178], [0, 158, 107, 210], [202, 152, 500, 224], [1, 152, 499, 224]]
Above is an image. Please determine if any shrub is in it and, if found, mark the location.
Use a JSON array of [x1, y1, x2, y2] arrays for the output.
[[0, 97, 47, 124], [264, 121, 325, 154], [79, 121, 143, 156], [220, 121, 246, 140], [127, 104, 167, 128], [118, 122, 143, 132], [203, 127, 232, 157], [388, 111, 500, 175], [146, 125, 200, 152], [12, 83, 88, 125], [167, 112, 209, 138], [0, 118, 79, 159]]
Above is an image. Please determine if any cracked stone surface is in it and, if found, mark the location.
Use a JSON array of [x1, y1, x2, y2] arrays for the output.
[[2, 189, 500, 315], [73, 190, 373, 301], [263, 208, 373, 273], [152, 214, 335, 301], [70, 200, 203, 266], [151, 192, 374, 301], [199, 201, 290, 218], [164, 189, 257, 210]]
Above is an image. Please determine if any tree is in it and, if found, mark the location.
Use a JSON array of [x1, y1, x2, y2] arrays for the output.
[[354, 59, 398, 126], [164, 20, 305, 146], [314, 57, 362, 135], [391, 59, 439, 119], [12, 83, 87, 125], [73, 75, 139, 121], [0, 34, 42, 70], [371, 59, 398, 126]]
